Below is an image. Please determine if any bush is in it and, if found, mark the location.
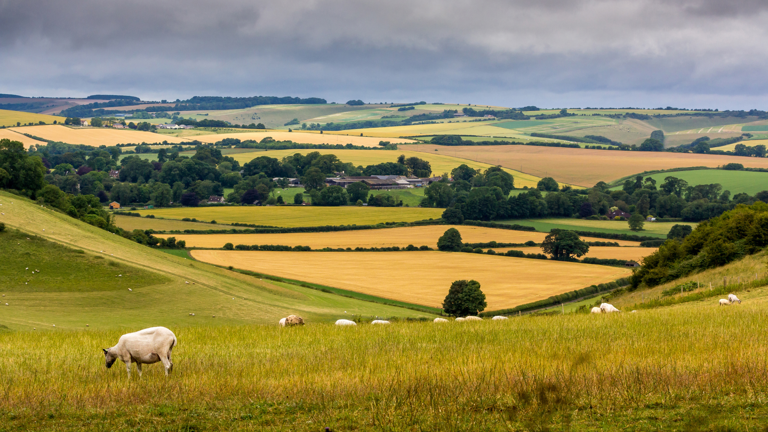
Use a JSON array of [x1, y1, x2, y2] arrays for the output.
[[293, 193, 304, 205], [223, 243, 234, 250]]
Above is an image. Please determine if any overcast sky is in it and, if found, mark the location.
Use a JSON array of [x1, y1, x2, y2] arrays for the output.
[[2, 0, 767, 109]]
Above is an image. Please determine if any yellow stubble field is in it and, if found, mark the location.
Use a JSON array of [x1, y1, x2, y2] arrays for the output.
[[191, 250, 631, 310], [0, 129, 46, 148], [162, 225, 641, 249], [9, 125, 190, 147], [489, 246, 654, 262]]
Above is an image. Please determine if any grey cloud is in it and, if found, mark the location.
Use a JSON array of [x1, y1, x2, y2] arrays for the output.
[[0, 0, 767, 108]]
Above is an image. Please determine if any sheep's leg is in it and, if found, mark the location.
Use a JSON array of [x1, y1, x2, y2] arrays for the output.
[[125, 360, 132, 377], [136, 363, 142, 378], [160, 355, 173, 376]]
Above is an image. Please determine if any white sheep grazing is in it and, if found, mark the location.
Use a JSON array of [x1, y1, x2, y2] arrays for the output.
[[590, 307, 602, 314], [335, 319, 357, 326], [491, 316, 508, 320], [464, 316, 482, 321], [719, 299, 731, 306], [433, 318, 449, 323], [455, 317, 466, 322], [371, 320, 390, 325], [600, 303, 621, 313], [728, 294, 741, 304], [103, 327, 177, 377], [279, 318, 287, 327]]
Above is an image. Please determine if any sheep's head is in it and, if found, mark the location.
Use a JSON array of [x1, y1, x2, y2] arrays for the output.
[[103, 348, 117, 369]]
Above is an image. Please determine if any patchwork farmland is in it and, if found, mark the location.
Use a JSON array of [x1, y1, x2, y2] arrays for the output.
[[0, 108, 65, 128], [9, 124, 189, 147], [156, 225, 642, 249], [191, 250, 632, 310]]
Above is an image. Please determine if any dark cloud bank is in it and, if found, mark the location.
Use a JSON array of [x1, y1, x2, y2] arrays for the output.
[[1, 0, 767, 109]]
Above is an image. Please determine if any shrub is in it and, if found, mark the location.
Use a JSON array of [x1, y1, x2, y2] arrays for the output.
[[294, 193, 304, 205], [223, 243, 234, 250], [437, 228, 463, 251]]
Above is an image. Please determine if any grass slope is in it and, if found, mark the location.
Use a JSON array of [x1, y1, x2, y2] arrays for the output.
[[500, 218, 696, 238], [0, 191, 432, 330], [3, 305, 768, 430]]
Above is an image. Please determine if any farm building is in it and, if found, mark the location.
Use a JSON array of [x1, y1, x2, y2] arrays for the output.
[[108, 170, 120, 179], [112, 124, 125, 129], [109, 202, 121, 210], [607, 209, 630, 219], [208, 196, 226, 204], [325, 175, 438, 190], [625, 261, 640, 268]]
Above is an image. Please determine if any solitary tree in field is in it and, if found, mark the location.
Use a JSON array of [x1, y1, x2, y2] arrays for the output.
[[537, 177, 559, 192], [628, 213, 645, 231], [443, 280, 487, 317], [541, 229, 589, 260], [437, 228, 463, 251]]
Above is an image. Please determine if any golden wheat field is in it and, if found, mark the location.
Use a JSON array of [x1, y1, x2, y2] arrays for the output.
[[9, 125, 189, 147], [0, 129, 46, 147], [191, 250, 631, 310], [411, 144, 768, 187], [162, 225, 641, 249], [717, 139, 768, 152], [490, 246, 654, 261], [191, 131, 415, 147], [228, 148, 545, 188], [0, 109, 65, 128], [136, 206, 444, 227]]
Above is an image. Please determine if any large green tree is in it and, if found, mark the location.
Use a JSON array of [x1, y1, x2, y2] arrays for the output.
[[301, 167, 326, 191], [628, 213, 646, 231], [346, 182, 369, 203], [442, 280, 487, 317], [541, 230, 589, 260]]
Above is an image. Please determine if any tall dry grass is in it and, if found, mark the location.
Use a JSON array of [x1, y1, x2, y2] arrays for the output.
[[2, 304, 768, 430]]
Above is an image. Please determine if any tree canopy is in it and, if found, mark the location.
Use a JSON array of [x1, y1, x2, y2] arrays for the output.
[[442, 280, 487, 317], [541, 230, 589, 260]]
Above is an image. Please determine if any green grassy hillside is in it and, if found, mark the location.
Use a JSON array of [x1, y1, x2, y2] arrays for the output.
[[0, 191, 432, 330], [630, 169, 768, 196]]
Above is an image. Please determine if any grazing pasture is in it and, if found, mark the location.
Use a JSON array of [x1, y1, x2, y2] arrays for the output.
[[5, 305, 768, 430], [192, 250, 630, 310], [0, 108, 65, 128], [0, 129, 46, 147], [159, 225, 641, 249], [9, 125, 189, 147], [501, 218, 696, 238], [134, 206, 443, 227], [112, 215, 237, 232], [630, 169, 768, 196], [410, 144, 768, 186], [228, 148, 544, 188]]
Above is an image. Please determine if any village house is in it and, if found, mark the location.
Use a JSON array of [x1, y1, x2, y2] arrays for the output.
[[208, 196, 226, 204], [109, 202, 121, 210], [108, 170, 120, 179], [607, 209, 630, 219]]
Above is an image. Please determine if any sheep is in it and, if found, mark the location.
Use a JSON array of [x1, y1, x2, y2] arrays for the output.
[[464, 316, 482, 321], [335, 319, 356, 326], [455, 317, 466, 322], [433, 318, 449, 323], [600, 303, 621, 313], [719, 299, 731, 306], [103, 327, 177, 377], [371, 320, 390, 325], [491, 316, 508, 320], [590, 307, 602, 314], [728, 294, 741, 304], [281, 315, 304, 326]]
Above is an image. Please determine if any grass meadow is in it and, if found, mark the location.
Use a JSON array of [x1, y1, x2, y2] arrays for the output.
[[629, 169, 768, 196], [413, 144, 768, 187], [134, 206, 443, 227], [163, 224, 641, 249], [191, 250, 631, 310], [501, 218, 696, 238], [2, 305, 768, 430]]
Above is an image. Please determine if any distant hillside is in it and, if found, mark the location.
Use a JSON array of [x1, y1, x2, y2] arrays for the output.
[[87, 94, 140, 101]]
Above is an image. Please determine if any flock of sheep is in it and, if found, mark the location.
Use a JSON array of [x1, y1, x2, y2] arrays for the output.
[[277, 314, 511, 327]]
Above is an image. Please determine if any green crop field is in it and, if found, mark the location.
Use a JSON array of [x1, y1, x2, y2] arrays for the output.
[[619, 169, 768, 196], [742, 125, 768, 132], [113, 214, 237, 232], [499, 218, 696, 238]]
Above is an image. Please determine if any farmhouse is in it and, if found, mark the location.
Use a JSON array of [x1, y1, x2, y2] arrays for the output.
[[607, 209, 630, 219], [208, 196, 226, 204], [109, 202, 121, 210], [108, 170, 120, 179], [625, 261, 640, 268], [112, 124, 125, 129]]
